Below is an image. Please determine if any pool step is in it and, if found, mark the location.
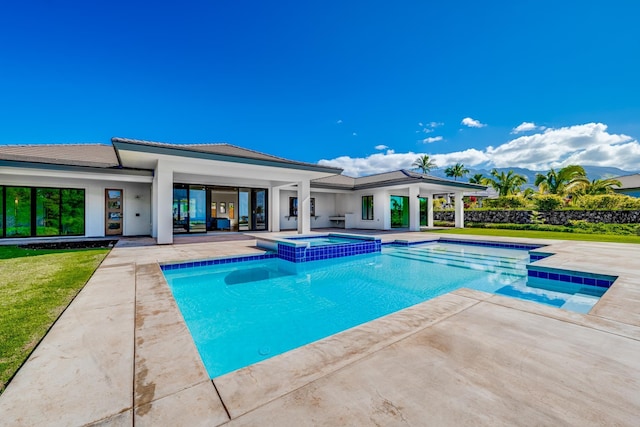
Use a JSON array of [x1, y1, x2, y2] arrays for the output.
[[386, 251, 527, 277], [400, 246, 528, 266], [392, 247, 527, 273]]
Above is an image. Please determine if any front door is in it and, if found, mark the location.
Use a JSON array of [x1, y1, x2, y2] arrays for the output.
[[105, 189, 123, 235]]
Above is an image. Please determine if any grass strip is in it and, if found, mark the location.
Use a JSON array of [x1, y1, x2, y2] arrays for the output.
[[426, 228, 640, 244], [0, 246, 109, 393]]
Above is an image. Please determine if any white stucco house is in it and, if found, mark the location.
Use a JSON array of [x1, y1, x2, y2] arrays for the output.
[[0, 138, 485, 244]]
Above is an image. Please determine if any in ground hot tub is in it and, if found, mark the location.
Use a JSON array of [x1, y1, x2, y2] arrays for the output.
[[256, 233, 382, 263]]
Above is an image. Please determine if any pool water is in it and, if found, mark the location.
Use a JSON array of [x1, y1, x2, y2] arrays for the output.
[[163, 242, 607, 378]]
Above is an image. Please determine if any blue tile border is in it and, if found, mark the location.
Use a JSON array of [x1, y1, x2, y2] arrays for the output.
[[163, 237, 384, 268], [529, 251, 554, 262], [277, 239, 382, 263], [160, 252, 277, 271], [527, 265, 617, 288]]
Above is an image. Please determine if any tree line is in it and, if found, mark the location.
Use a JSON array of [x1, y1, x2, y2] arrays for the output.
[[411, 155, 622, 198]]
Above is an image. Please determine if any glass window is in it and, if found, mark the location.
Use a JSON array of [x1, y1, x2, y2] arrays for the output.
[[1, 187, 84, 238], [5, 187, 32, 237], [61, 189, 85, 235], [289, 197, 315, 216], [36, 188, 61, 236], [289, 197, 297, 216], [390, 195, 409, 228], [362, 195, 373, 220]]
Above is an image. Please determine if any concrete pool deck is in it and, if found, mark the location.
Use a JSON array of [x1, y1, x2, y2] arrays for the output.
[[1, 231, 639, 426]]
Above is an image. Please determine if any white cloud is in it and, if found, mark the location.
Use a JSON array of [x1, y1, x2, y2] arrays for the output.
[[432, 149, 489, 168], [319, 150, 419, 177], [511, 122, 543, 133], [461, 117, 486, 128], [317, 122, 640, 176], [418, 121, 443, 133], [487, 122, 638, 170], [422, 136, 443, 144], [374, 144, 388, 150], [336, 119, 343, 124]]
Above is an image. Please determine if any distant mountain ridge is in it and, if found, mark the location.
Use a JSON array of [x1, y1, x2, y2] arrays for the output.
[[429, 165, 637, 188]]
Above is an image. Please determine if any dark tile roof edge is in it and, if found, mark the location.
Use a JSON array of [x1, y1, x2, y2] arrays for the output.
[[312, 170, 487, 191], [0, 143, 120, 168]]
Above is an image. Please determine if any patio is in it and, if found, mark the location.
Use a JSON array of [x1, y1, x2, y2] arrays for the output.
[[0, 231, 639, 426]]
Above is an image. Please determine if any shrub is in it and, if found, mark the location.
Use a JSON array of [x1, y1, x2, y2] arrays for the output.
[[483, 195, 531, 210], [465, 221, 640, 236], [572, 194, 640, 210], [532, 194, 564, 211], [432, 198, 447, 210]]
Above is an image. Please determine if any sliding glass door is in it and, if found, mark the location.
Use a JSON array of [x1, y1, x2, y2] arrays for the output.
[[189, 186, 206, 232], [172, 184, 207, 233], [238, 190, 250, 231], [173, 185, 189, 233], [239, 188, 267, 231], [253, 189, 267, 230], [390, 195, 409, 228], [175, 184, 267, 234]]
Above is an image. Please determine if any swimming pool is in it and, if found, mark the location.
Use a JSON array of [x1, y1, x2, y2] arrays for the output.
[[162, 241, 611, 378]]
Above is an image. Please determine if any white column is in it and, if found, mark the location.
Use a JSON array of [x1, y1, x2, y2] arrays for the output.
[[297, 180, 311, 234], [409, 186, 420, 231], [155, 160, 174, 244], [269, 186, 281, 232], [427, 194, 434, 228], [454, 192, 464, 228], [151, 173, 158, 238], [382, 191, 391, 230]]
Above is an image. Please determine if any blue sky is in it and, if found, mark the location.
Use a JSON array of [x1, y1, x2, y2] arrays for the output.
[[1, 1, 639, 175]]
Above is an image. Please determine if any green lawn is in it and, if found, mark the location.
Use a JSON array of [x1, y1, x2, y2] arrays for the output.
[[0, 246, 109, 393], [427, 227, 640, 244]]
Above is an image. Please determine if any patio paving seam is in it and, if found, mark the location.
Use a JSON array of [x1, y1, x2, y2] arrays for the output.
[[131, 261, 138, 426], [211, 380, 232, 421]]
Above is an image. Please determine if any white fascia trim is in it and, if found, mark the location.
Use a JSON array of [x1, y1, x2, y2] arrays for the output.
[[0, 166, 153, 183]]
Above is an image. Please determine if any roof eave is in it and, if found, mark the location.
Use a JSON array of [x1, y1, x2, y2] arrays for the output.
[[353, 176, 487, 191], [112, 138, 343, 175]]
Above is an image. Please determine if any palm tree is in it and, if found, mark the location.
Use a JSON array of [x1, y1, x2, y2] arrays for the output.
[[576, 178, 622, 195], [534, 165, 588, 196], [469, 173, 484, 184], [444, 163, 469, 181], [483, 169, 528, 197], [412, 155, 437, 174]]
